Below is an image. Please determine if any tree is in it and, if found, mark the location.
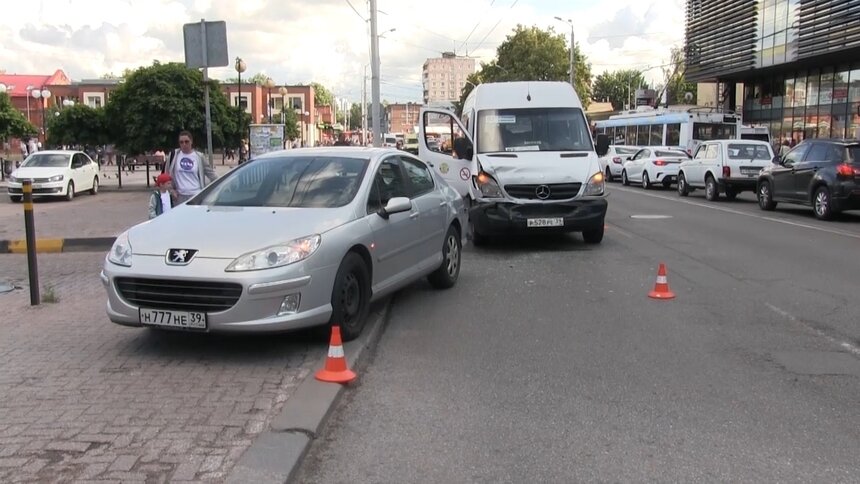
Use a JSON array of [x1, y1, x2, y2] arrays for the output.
[[455, 25, 592, 115], [225, 72, 270, 85], [0, 92, 38, 141], [348, 103, 363, 130], [661, 47, 697, 106], [104, 61, 243, 154], [310, 82, 333, 106], [592, 70, 651, 111], [282, 107, 299, 141], [47, 104, 108, 146]]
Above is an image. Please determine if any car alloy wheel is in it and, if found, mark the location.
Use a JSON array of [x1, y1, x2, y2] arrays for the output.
[[428, 225, 462, 288], [622, 170, 629, 186], [814, 186, 833, 220], [642, 171, 651, 189], [705, 176, 718, 201], [758, 182, 776, 210], [678, 173, 689, 197]]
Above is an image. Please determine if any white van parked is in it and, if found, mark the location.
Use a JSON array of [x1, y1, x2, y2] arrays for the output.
[[418, 81, 610, 245], [677, 139, 775, 201]]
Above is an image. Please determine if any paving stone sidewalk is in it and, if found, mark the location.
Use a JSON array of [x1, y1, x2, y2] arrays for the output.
[[0, 253, 324, 482]]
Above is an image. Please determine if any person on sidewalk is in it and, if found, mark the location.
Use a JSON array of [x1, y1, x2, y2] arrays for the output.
[[148, 173, 177, 219], [164, 130, 218, 204]]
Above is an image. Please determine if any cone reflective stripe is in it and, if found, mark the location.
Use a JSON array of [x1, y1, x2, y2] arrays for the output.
[[648, 263, 676, 300], [315, 326, 357, 384]]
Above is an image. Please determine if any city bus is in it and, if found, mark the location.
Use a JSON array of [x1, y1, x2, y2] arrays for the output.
[[594, 106, 743, 155]]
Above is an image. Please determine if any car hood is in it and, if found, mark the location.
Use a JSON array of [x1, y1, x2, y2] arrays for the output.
[[11, 167, 66, 179], [476, 152, 599, 185], [127, 204, 356, 258]]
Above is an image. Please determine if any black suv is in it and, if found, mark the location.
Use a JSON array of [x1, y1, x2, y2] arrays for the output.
[[757, 139, 860, 220]]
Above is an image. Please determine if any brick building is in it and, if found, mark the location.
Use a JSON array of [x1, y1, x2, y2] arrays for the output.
[[385, 102, 422, 134]]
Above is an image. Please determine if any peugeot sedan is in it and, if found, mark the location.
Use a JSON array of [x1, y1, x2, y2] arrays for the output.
[[101, 148, 467, 341], [621, 147, 690, 189], [7, 150, 99, 202]]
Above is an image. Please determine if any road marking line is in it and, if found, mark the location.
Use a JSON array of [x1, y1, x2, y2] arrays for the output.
[[612, 186, 860, 240], [765, 302, 860, 357]]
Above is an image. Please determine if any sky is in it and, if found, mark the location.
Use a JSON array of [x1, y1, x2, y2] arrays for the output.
[[0, 0, 687, 103]]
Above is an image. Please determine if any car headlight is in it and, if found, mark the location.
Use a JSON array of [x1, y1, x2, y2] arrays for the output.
[[49, 174, 64, 182], [226, 235, 321, 272], [108, 232, 133, 267], [474, 171, 503, 198], [584, 172, 605, 196]]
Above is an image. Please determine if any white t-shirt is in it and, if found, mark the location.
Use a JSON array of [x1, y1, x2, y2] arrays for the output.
[[173, 151, 203, 196], [160, 192, 172, 213]]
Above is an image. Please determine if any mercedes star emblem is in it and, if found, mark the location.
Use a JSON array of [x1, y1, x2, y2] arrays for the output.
[[535, 185, 551, 200]]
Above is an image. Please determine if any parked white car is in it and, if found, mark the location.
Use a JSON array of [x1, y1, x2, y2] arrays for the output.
[[599, 145, 641, 182], [678, 140, 774, 201], [621, 147, 689, 189], [7, 150, 100, 202]]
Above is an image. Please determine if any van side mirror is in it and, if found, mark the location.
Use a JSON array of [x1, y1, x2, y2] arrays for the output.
[[596, 134, 610, 157], [771, 155, 782, 165]]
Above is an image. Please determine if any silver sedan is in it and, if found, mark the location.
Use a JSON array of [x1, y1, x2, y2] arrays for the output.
[[101, 148, 467, 341]]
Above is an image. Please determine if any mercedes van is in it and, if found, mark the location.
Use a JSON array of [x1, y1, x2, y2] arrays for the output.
[[418, 81, 610, 244]]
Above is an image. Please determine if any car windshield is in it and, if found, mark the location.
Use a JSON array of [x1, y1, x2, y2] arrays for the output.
[[22, 154, 70, 168], [727, 143, 771, 160], [477, 108, 594, 153], [655, 150, 690, 158], [191, 156, 369, 208]]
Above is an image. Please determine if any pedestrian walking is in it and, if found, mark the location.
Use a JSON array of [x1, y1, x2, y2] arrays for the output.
[[164, 130, 218, 204], [148, 173, 177, 219]]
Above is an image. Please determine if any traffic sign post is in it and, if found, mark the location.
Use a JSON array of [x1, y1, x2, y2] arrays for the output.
[[183, 20, 229, 168]]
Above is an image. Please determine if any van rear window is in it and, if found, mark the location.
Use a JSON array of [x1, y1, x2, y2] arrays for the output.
[[477, 108, 594, 154]]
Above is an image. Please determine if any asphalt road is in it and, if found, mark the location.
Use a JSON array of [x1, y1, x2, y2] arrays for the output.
[[295, 184, 860, 483]]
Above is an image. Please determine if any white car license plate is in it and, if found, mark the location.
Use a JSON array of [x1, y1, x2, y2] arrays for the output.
[[527, 217, 563, 228], [139, 309, 207, 329]]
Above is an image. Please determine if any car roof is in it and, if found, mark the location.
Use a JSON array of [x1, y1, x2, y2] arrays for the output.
[[252, 147, 408, 163], [27, 150, 79, 156], [803, 138, 860, 146]]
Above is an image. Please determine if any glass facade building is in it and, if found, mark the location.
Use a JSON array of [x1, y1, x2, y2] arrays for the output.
[[685, 0, 860, 144]]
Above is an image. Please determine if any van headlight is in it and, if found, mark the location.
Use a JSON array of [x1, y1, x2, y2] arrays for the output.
[[226, 235, 321, 272], [474, 172, 503, 198], [108, 232, 133, 267], [584, 172, 605, 196]]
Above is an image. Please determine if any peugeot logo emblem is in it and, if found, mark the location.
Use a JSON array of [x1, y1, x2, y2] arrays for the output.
[[535, 185, 551, 200], [166, 249, 198, 265]]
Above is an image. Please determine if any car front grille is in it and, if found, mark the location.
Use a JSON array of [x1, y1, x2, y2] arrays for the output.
[[504, 183, 582, 200], [115, 277, 243, 313]]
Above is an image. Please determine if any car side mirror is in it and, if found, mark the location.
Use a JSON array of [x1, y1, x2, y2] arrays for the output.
[[377, 197, 412, 219], [595, 134, 610, 157]]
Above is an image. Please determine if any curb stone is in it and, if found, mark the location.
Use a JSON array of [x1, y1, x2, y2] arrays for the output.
[[0, 237, 115, 254], [226, 299, 392, 484]]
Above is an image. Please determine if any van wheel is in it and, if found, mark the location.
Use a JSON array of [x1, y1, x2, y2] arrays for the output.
[[677, 173, 690, 197], [427, 225, 461, 289], [582, 224, 604, 244], [604, 166, 613, 182], [758, 181, 777, 211], [621, 170, 629, 186], [705, 175, 719, 201]]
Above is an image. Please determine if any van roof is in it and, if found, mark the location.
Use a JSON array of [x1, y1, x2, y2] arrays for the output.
[[469, 81, 582, 110]]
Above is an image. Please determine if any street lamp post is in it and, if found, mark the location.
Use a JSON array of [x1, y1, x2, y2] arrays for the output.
[[235, 57, 246, 157], [264, 78, 275, 123], [31, 88, 51, 142], [554, 17, 575, 88], [278, 86, 288, 147]]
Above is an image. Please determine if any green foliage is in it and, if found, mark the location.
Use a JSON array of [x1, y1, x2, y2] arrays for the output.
[[282, 107, 299, 140], [455, 25, 592, 116], [593, 70, 651, 111], [0, 93, 38, 140], [349, 103, 363, 130], [310, 82, 333, 106], [104, 61, 243, 153], [47, 104, 108, 146], [662, 47, 697, 105]]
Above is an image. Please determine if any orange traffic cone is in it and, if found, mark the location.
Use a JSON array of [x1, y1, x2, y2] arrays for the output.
[[315, 326, 357, 384], [648, 263, 676, 300]]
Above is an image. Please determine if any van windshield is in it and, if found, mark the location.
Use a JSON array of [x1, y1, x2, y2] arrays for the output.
[[477, 108, 593, 154]]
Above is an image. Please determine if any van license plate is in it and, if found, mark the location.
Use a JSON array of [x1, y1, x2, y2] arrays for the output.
[[527, 218, 563, 227]]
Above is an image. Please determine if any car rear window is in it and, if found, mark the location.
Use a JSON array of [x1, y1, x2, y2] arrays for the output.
[[848, 145, 860, 163], [193, 156, 369, 208], [655, 150, 689, 158], [615, 147, 639, 155], [727, 143, 771, 160]]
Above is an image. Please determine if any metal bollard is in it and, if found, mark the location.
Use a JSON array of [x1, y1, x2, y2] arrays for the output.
[[117, 157, 123, 189], [22, 181, 40, 306], [146, 161, 151, 188]]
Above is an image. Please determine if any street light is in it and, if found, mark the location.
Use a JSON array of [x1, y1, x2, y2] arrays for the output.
[[554, 17, 575, 88], [31, 88, 51, 138], [235, 57, 247, 147], [62, 99, 75, 108], [278, 86, 289, 147], [0, 83, 7, 94], [264, 77, 275, 123]]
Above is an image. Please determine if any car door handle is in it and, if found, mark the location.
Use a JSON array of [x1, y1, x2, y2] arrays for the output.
[[410, 212, 420, 219], [438, 201, 447, 207]]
